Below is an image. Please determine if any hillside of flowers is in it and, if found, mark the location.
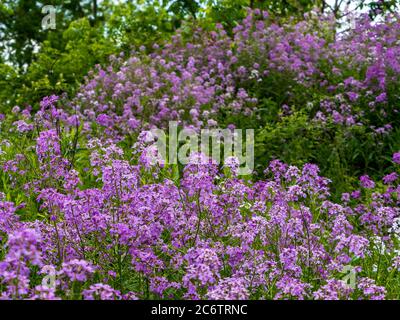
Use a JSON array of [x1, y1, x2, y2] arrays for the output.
[[0, 8, 400, 300]]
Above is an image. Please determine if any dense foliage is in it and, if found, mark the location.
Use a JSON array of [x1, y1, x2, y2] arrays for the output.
[[0, 2, 400, 300]]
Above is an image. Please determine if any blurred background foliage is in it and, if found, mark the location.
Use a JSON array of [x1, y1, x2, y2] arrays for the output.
[[2, 0, 399, 111]]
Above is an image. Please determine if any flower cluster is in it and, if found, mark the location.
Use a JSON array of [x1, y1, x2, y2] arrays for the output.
[[0, 122, 399, 299], [47, 9, 400, 140], [0, 9, 399, 300]]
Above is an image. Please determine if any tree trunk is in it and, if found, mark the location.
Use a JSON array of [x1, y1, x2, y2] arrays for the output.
[[93, 0, 97, 21]]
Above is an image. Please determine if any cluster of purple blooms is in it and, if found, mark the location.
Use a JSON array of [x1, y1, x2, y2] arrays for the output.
[[45, 9, 400, 138], [0, 10, 400, 300], [0, 115, 399, 299]]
